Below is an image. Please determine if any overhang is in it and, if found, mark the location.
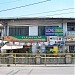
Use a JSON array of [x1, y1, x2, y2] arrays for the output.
[[0, 17, 75, 21]]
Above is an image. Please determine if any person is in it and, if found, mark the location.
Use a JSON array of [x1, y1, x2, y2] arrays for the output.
[[40, 42, 46, 53], [36, 42, 40, 53], [48, 42, 50, 47], [65, 48, 68, 53], [32, 43, 37, 54]]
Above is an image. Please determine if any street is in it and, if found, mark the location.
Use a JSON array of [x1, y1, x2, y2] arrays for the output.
[[0, 64, 75, 75]]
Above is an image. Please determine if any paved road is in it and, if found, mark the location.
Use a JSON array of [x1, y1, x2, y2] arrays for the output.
[[0, 64, 75, 75]]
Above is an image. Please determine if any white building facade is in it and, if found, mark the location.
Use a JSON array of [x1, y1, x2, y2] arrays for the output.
[[0, 17, 75, 53]]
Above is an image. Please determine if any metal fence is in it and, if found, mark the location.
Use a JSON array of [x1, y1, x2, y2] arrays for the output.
[[0, 53, 75, 65]]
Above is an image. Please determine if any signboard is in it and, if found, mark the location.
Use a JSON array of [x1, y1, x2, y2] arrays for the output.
[[45, 26, 63, 36], [67, 31, 75, 36], [4, 36, 46, 42]]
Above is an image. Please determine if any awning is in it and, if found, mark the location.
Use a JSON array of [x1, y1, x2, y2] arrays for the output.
[[1, 44, 23, 50]]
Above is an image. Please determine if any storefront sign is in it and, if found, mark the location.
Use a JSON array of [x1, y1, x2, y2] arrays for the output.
[[45, 26, 63, 36], [4, 36, 46, 42], [15, 36, 45, 39], [67, 31, 75, 36]]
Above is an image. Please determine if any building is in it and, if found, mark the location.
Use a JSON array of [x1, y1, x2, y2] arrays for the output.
[[0, 17, 75, 53]]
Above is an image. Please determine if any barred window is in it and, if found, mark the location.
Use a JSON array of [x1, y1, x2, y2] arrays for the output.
[[67, 22, 75, 31], [38, 26, 45, 36], [9, 26, 29, 36]]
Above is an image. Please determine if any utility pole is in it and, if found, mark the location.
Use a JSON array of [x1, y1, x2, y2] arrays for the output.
[[2, 21, 8, 36], [62, 19, 65, 53], [1, 20, 8, 46]]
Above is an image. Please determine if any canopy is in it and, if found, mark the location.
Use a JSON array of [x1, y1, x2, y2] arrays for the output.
[[1, 44, 23, 50]]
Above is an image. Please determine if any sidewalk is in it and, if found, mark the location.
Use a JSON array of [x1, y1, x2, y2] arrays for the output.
[[0, 64, 75, 67], [0, 64, 75, 75]]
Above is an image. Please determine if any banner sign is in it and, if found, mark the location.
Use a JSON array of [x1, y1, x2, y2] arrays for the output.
[[4, 36, 46, 42], [15, 36, 45, 39], [45, 26, 63, 36]]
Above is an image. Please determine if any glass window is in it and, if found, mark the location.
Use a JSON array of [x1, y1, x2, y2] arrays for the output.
[[67, 22, 75, 31], [38, 26, 59, 36], [38, 26, 45, 36], [9, 26, 29, 36], [69, 46, 75, 53]]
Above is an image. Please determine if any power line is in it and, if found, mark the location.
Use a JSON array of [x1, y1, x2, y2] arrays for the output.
[[0, 0, 50, 12], [15, 11, 74, 18], [0, 0, 21, 5], [20, 8, 74, 16], [46, 11, 74, 16]]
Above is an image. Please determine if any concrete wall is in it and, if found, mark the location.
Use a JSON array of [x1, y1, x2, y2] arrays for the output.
[[1, 18, 75, 37], [29, 26, 38, 36], [0, 56, 75, 64], [63, 23, 67, 36], [8, 19, 63, 26]]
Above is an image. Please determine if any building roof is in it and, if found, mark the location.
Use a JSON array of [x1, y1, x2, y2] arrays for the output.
[[0, 17, 75, 21]]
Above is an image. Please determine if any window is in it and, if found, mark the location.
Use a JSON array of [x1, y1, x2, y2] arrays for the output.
[[38, 26, 60, 36], [9, 26, 29, 36], [67, 22, 75, 31], [69, 46, 75, 53], [38, 26, 45, 36]]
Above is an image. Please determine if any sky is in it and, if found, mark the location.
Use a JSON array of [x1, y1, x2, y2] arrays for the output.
[[0, 0, 74, 18]]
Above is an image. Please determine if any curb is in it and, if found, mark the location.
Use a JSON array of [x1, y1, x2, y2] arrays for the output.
[[0, 64, 75, 67]]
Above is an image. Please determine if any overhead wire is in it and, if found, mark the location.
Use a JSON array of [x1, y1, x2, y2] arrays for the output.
[[0, 0, 50, 12], [17, 12, 74, 18], [0, 0, 74, 17], [20, 8, 74, 16], [45, 12, 74, 16], [0, 0, 21, 5]]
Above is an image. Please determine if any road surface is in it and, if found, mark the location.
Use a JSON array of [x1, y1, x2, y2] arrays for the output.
[[0, 64, 75, 75]]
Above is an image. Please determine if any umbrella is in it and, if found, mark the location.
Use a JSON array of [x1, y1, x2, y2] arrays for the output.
[[1, 44, 23, 50]]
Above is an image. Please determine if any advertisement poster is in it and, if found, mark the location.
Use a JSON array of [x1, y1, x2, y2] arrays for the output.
[[45, 26, 63, 36]]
